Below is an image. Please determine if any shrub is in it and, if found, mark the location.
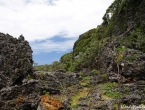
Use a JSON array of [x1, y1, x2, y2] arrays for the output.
[[105, 91, 123, 99], [127, 53, 136, 62], [43, 90, 49, 95], [92, 69, 100, 75]]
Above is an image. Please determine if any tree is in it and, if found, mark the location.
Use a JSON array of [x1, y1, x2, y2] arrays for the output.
[[115, 46, 126, 110]]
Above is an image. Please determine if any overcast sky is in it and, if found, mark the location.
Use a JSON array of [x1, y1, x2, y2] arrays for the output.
[[0, 0, 114, 65]]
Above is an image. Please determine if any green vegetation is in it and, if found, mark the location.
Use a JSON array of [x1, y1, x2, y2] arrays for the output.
[[59, 0, 145, 72], [101, 74, 108, 79], [80, 75, 91, 87], [105, 91, 122, 99], [72, 105, 78, 109], [127, 53, 136, 62], [34, 61, 66, 72], [71, 88, 88, 108], [115, 46, 127, 63], [32, 0, 145, 74], [92, 69, 100, 75], [26, 74, 33, 79], [115, 46, 127, 52], [102, 82, 118, 91], [42, 90, 49, 95], [60, 52, 73, 71], [102, 82, 123, 99], [121, 29, 145, 52], [33, 0, 145, 74]]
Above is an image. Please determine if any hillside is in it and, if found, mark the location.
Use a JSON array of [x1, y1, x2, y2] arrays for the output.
[[60, 0, 145, 72]]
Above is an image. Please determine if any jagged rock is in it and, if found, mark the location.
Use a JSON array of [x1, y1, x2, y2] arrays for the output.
[[122, 93, 142, 105], [54, 72, 80, 87], [93, 100, 114, 110], [0, 33, 33, 89], [0, 33, 66, 109], [62, 98, 71, 110], [78, 98, 88, 107], [99, 38, 145, 82]]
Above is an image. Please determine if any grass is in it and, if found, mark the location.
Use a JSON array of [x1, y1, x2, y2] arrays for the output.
[[105, 91, 123, 99], [92, 69, 100, 75], [71, 88, 89, 108], [79, 76, 91, 87], [127, 53, 136, 62], [98, 82, 123, 99], [102, 82, 118, 90], [101, 74, 108, 79], [42, 90, 49, 95]]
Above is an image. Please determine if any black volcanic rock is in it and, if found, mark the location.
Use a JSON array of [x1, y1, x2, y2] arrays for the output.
[[0, 33, 69, 109], [0, 33, 33, 89], [0, 33, 37, 109], [99, 37, 145, 82]]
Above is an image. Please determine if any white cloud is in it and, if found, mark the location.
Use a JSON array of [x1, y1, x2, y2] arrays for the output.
[[31, 38, 76, 54], [0, 0, 114, 53]]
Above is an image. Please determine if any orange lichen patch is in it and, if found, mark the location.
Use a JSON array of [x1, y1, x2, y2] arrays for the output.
[[15, 95, 24, 108], [39, 94, 63, 110], [42, 102, 58, 110]]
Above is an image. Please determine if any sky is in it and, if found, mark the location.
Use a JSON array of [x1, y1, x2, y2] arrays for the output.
[[0, 0, 114, 65]]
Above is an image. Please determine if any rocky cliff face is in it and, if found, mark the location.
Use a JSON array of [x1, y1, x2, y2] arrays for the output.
[[98, 0, 145, 82], [104, 0, 145, 38], [0, 33, 33, 89], [99, 37, 145, 82]]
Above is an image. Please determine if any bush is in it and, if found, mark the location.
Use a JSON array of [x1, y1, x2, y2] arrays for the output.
[[43, 90, 49, 95], [102, 82, 123, 99], [105, 91, 122, 99]]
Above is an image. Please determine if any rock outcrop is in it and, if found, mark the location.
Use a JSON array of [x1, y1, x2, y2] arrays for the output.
[[0, 33, 72, 109], [0, 33, 33, 89], [99, 37, 145, 82], [0, 33, 37, 109], [0, 33, 65, 110]]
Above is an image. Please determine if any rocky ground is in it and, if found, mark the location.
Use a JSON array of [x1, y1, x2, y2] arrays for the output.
[[1, 33, 145, 110], [1, 1, 145, 108]]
